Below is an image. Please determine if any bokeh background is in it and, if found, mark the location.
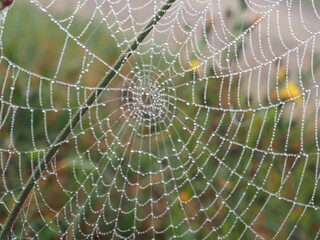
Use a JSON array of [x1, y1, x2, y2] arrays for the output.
[[1, 0, 320, 239]]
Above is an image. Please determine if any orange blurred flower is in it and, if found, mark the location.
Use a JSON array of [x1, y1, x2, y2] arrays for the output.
[[252, 13, 263, 24], [180, 191, 191, 202]]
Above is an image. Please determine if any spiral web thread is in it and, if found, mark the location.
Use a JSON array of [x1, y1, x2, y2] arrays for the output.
[[1, 0, 320, 239]]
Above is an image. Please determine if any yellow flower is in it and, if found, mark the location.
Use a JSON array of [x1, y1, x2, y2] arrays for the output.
[[179, 191, 191, 203], [278, 65, 287, 82], [190, 60, 201, 73], [279, 82, 301, 101]]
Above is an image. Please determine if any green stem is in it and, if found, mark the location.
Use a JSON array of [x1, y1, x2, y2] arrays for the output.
[[0, 0, 176, 238]]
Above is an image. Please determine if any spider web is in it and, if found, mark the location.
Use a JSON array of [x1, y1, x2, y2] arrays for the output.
[[1, 0, 320, 239]]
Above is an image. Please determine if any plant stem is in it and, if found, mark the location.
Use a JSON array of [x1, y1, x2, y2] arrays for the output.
[[0, 0, 176, 238]]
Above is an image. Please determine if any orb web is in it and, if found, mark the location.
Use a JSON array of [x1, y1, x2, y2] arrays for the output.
[[1, 0, 320, 239]]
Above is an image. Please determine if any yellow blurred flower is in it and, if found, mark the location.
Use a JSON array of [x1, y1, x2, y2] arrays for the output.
[[190, 60, 201, 73], [278, 65, 287, 82], [179, 191, 191, 202], [279, 82, 301, 101]]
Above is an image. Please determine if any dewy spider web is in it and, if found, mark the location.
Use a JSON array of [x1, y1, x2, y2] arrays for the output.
[[1, 0, 320, 239]]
